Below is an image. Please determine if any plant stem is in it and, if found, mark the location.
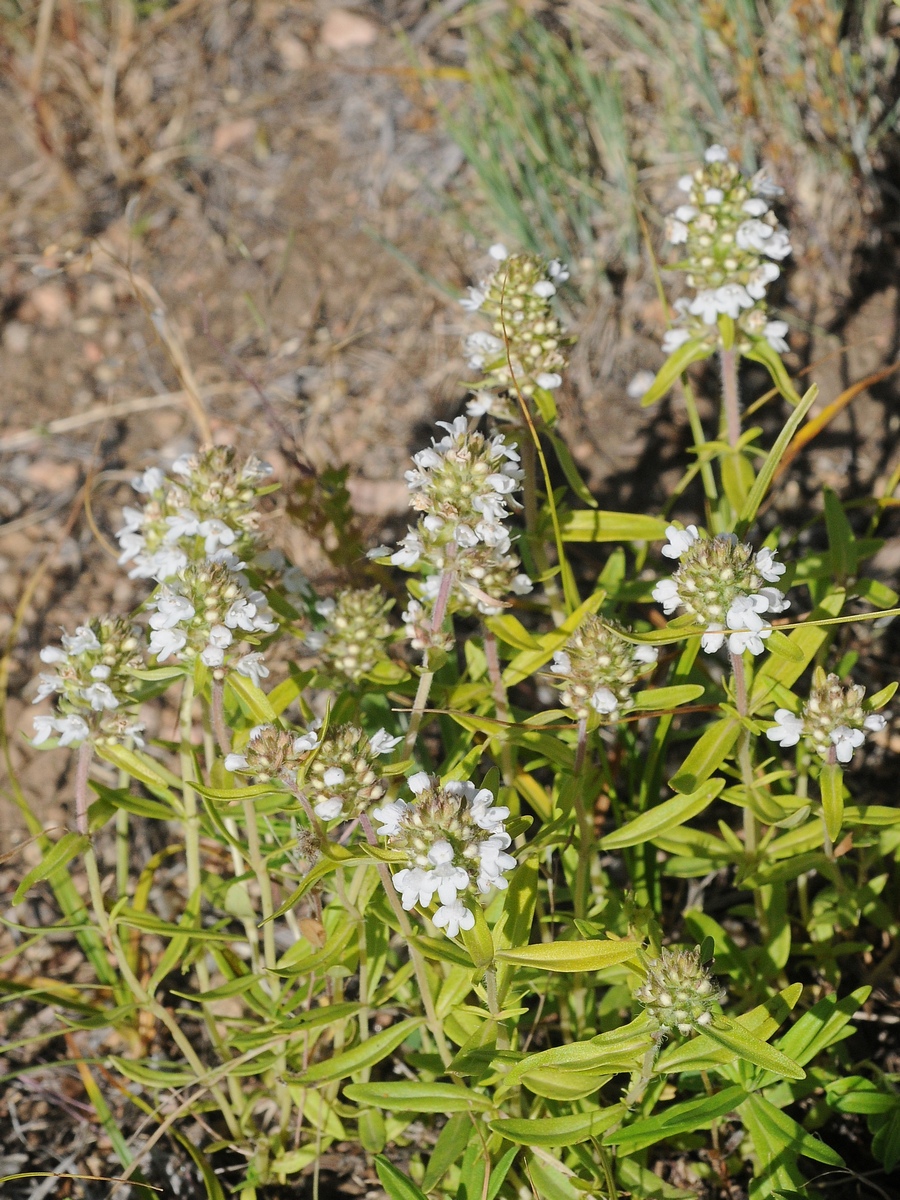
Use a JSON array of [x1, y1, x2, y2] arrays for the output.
[[211, 678, 231, 755], [573, 715, 592, 920], [179, 676, 202, 903], [74, 738, 92, 835], [359, 812, 451, 1067], [483, 626, 515, 787], [720, 347, 741, 450], [404, 566, 455, 755], [729, 652, 758, 856], [521, 436, 565, 625]]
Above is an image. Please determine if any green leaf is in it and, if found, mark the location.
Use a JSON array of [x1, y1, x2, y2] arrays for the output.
[[375, 1156, 428, 1200], [291, 1017, 423, 1085], [767, 630, 805, 661], [600, 779, 723, 850], [824, 488, 856, 581], [604, 1085, 748, 1153], [740, 1092, 843, 1166], [109, 1057, 197, 1088], [641, 338, 713, 407], [13, 833, 90, 904], [95, 743, 182, 796], [344, 1082, 490, 1113], [617, 1159, 696, 1199], [225, 672, 278, 724], [490, 1104, 624, 1147], [820, 763, 844, 842], [461, 904, 494, 969], [868, 681, 898, 710], [485, 615, 540, 652], [559, 510, 669, 543], [737, 383, 817, 529], [422, 1113, 471, 1191], [495, 937, 639, 973], [743, 339, 804, 407], [629, 684, 705, 712], [703, 1018, 805, 1079], [771, 986, 870, 1072], [670, 719, 741, 794], [547, 431, 597, 507]]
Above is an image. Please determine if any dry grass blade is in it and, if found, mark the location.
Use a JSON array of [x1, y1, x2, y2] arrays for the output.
[[773, 360, 900, 482]]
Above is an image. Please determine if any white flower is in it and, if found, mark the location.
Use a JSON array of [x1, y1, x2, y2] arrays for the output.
[[39, 646, 67, 664], [391, 531, 424, 568], [427, 841, 470, 904], [369, 728, 402, 755], [701, 626, 726, 653], [766, 709, 804, 748], [89, 664, 111, 680], [315, 598, 336, 618], [32, 715, 58, 745], [750, 170, 784, 199], [149, 627, 188, 660], [282, 566, 310, 595], [714, 283, 753, 319], [741, 198, 769, 217], [511, 573, 533, 595], [726, 594, 770, 634], [662, 327, 692, 353], [677, 174, 695, 192], [688, 290, 720, 325], [488, 243, 508, 261], [532, 280, 556, 298], [56, 714, 90, 746], [831, 725, 866, 763], [132, 466, 165, 494], [293, 730, 319, 753], [465, 331, 504, 370], [149, 592, 195, 629], [727, 626, 771, 656], [393, 867, 436, 910], [763, 230, 792, 260], [590, 687, 619, 716], [234, 653, 269, 687], [548, 259, 570, 281], [736, 219, 774, 253], [652, 578, 682, 615], [704, 145, 729, 163], [466, 392, 496, 417], [470, 791, 510, 833], [634, 644, 659, 665], [704, 187, 724, 205], [81, 682, 119, 711], [314, 797, 344, 820], [755, 546, 785, 583], [408, 772, 432, 794], [432, 899, 475, 938], [225, 752, 249, 771], [764, 320, 789, 353], [535, 372, 562, 390], [758, 586, 790, 614], [372, 799, 408, 836], [662, 524, 700, 559], [33, 673, 63, 703], [627, 370, 656, 399], [198, 519, 236, 555], [63, 626, 102, 654], [746, 262, 780, 300], [666, 220, 689, 245], [207, 624, 234, 650], [460, 287, 485, 312], [864, 713, 887, 733], [551, 650, 572, 675], [323, 766, 346, 787], [170, 454, 193, 476]]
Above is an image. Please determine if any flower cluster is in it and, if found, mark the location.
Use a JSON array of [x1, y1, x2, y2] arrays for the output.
[[371, 416, 532, 617], [117, 445, 274, 581], [303, 589, 396, 683], [373, 774, 516, 938], [652, 525, 789, 656], [303, 724, 401, 820], [462, 245, 571, 408], [549, 617, 658, 721], [767, 669, 888, 764], [225, 724, 319, 782], [634, 947, 725, 1038], [662, 145, 791, 356], [33, 617, 145, 748], [147, 562, 277, 685]]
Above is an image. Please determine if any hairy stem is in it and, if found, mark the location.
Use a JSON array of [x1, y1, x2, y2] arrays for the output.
[[484, 626, 515, 787], [74, 738, 92, 836], [720, 347, 741, 450], [572, 715, 593, 920], [404, 566, 455, 755]]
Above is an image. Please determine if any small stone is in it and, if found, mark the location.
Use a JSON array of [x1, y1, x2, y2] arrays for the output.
[[320, 9, 378, 50]]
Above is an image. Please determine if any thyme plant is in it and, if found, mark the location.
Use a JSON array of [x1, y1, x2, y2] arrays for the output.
[[7, 144, 900, 1200]]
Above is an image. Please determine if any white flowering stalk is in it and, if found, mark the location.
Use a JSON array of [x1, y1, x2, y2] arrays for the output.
[[652, 525, 789, 656], [370, 416, 532, 618], [767, 669, 888, 765], [634, 947, 726, 1038], [147, 561, 277, 686], [462, 245, 571, 412], [302, 724, 402, 820], [303, 588, 396, 683], [32, 617, 146, 748], [662, 145, 791, 357], [549, 617, 659, 722], [372, 774, 516, 938], [117, 445, 275, 581]]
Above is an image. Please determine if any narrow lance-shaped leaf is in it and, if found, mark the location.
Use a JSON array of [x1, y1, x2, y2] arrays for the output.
[[820, 763, 844, 843], [495, 937, 639, 972], [600, 779, 724, 850], [703, 1017, 805, 1079]]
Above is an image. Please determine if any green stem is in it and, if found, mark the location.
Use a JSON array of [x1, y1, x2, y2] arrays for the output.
[[483, 626, 515, 787], [404, 567, 455, 755], [521, 436, 565, 626], [573, 716, 592, 920], [179, 676, 201, 903]]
